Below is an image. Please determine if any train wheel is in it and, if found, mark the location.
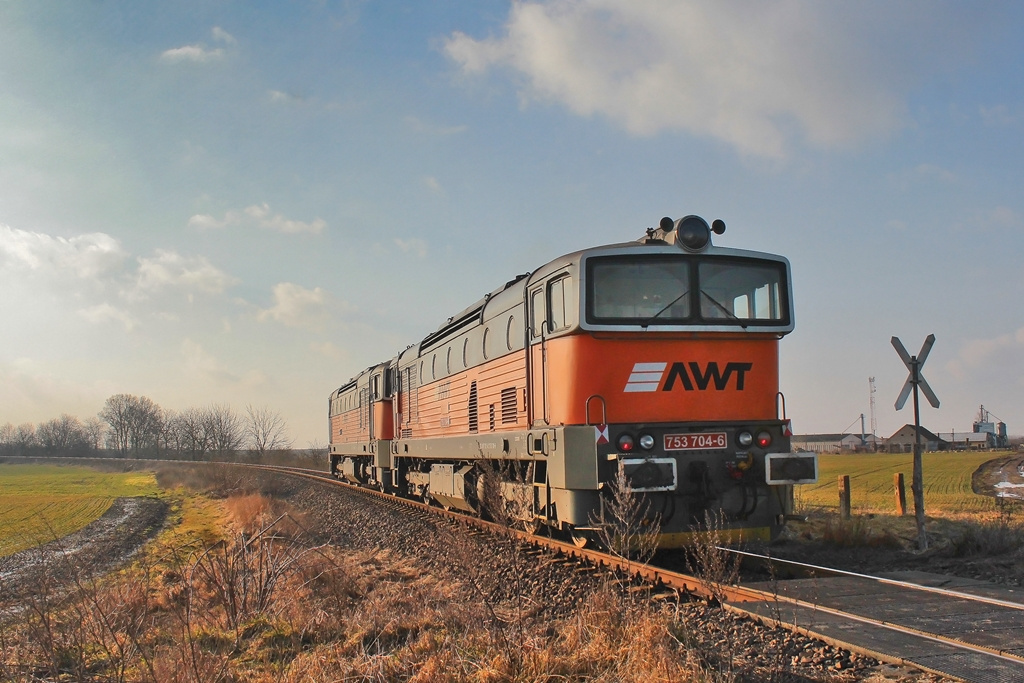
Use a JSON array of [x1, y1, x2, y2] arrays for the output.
[[571, 531, 593, 548]]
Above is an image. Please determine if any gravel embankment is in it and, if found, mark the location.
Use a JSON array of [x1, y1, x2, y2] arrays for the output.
[[264, 472, 952, 682]]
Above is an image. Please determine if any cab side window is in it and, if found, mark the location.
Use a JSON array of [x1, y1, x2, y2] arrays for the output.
[[530, 288, 545, 338], [548, 274, 574, 331]]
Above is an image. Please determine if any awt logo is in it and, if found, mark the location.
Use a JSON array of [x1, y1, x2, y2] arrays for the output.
[[624, 361, 753, 392]]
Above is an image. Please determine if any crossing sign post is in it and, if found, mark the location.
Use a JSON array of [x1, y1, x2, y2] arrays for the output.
[[892, 334, 939, 550]]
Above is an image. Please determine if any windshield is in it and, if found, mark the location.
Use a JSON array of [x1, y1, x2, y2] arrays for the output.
[[590, 257, 691, 322], [586, 254, 789, 327]]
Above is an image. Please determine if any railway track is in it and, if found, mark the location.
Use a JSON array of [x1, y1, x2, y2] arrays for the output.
[[251, 462, 1024, 683]]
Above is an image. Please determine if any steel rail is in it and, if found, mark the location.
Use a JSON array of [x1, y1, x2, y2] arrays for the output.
[[720, 546, 1024, 612]]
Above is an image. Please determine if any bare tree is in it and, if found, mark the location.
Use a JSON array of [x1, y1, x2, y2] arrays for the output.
[[101, 394, 134, 456], [127, 396, 162, 455], [0, 422, 13, 455], [13, 422, 38, 455], [36, 414, 88, 455], [244, 404, 292, 458], [83, 417, 106, 452], [204, 404, 243, 458], [100, 394, 163, 458], [177, 406, 211, 461], [158, 409, 182, 456]]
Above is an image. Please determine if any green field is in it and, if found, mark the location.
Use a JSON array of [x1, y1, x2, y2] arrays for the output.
[[795, 451, 1010, 516], [0, 464, 162, 557]]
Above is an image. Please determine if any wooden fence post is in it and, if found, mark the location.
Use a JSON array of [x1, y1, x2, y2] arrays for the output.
[[894, 472, 907, 516], [839, 475, 851, 520]]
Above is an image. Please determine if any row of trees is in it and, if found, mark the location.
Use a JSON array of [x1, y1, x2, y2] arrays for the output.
[[0, 394, 297, 461]]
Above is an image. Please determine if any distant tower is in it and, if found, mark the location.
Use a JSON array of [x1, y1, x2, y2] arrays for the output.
[[868, 377, 877, 436]]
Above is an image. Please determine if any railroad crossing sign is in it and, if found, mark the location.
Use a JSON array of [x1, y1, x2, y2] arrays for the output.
[[891, 333, 939, 551], [892, 334, 940, 410]]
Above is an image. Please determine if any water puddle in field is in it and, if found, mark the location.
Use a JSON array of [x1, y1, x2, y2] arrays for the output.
[[0, 497, 166, 606], [994, 463, 1024, 499], [995, 482, 1024, 499]]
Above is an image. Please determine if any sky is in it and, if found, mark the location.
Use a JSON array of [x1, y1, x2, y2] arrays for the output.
[[1, 1, 1023, 447]]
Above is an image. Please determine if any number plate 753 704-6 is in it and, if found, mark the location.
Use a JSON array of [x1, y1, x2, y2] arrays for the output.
[[663, 432, 727, 451]]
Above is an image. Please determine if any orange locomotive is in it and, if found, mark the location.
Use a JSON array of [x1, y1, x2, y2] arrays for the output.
[[328, 216, 817, 547]]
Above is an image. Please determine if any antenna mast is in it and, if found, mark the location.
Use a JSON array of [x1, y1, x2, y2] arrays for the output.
[[869, 377, 877, 436]]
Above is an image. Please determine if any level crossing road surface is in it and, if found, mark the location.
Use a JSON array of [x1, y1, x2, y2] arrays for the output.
[[737, 570, 1024, 682]]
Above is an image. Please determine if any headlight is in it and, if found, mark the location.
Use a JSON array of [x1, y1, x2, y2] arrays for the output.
[[617, 434, 635, 452], [638, 434, 655, 450], [676, 215, 711, 252], [756, 431, 772, 448], [737, 431, 753, 447]]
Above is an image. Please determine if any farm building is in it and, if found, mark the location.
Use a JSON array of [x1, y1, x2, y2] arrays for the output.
[[935, 431, 998, 450], [886, 425, 946, 453], [792, 433, 885, 453]]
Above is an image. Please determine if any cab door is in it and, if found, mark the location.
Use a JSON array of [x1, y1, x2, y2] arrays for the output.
[[528, 285, 547, 425]]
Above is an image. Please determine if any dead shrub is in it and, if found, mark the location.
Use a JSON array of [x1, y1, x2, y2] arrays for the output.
[[185, 515, 323, 647], [686, 512, 742, 606], [592, 465, 661, 567], [947, 515, 1024, 557], [821, 515, 903, 549]]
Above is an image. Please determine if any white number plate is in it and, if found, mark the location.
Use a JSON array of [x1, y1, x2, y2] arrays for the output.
[[664, 432, 728, 451]]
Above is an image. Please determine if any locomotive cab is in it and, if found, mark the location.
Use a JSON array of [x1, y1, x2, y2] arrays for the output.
[[524, 216, 816, 545]]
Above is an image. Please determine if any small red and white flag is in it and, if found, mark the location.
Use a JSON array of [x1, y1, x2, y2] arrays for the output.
[[595, 424, 609, 445], [782, 420, 793, 437]]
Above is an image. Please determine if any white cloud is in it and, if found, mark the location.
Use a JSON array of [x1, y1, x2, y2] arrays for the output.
[[913, 164, 956, 184], [186, 213, 232, 230], [211, 27, 236, 45], [394, 237, 428, 258], [257, 282, 329, 328], [160, 45, 225, 63], [887, 163, 957, 192], [953, 206, 1024, 233], [135, 249, 237, 294], [980, 104, 1016, 127], [188, 203, 325, 234], [444, 1, 965, 157], [0, 224, 127, 279], [78, 303, 137, 332], [159, 27, 235, 63], [180, 338, 242, 383], [946, 327, 1024, 380], [421, 176, 443, 194], [985, 206, 1023, 230], [310, 341, 349, 361], [268, 90, 310, 105], [244, 203, 326, 234], [404, 116, 467, 136]]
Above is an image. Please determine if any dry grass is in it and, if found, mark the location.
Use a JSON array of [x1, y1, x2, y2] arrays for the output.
[[0, 485, 749, 682], [819, 516, 904, 549]]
